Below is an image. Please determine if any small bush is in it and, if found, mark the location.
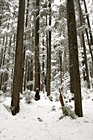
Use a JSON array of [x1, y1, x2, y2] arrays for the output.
[[25, 94, 32, 104], [24, 90, 34, 104], [62, 106, 76, 119]]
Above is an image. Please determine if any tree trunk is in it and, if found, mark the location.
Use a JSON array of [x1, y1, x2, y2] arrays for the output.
[[67, 0, 83, 117], [59, 50, 63, 84], [47, 0, 51, 96], [35, 0, 40, 91], [41, 38, 45, 92], [85, 29, 93, 78], [46, 11, 48, 92], [25, 0, 29, 27], [22, 0, 30, 92], [11, 0, 25, 115]]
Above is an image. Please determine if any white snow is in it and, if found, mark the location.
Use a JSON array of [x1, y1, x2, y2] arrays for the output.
[[0, 0, 93, 140], [0, 90, 93, 140]]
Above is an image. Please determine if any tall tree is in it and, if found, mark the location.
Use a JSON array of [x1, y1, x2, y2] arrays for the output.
[[35, 0, 40, 91], [22, 0, 30, 91], [47, 0, 51, 96], [67, 2, 74, 94], [41, 36, 45, 92], [45, 0, 48, 92], [67, 0, 83, 117], [11, 0, 25, 115]]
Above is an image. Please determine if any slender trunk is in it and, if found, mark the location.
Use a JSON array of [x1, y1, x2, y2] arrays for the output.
[[25, 0, 29, 27], [82, 34, 90, 88], [30, 59, 33, 90], [85, 29, 93, 78], [30, 30, 34, 90], [47, 0, 51, 96], [46, 13, 48, 92], [35, 0, 40, 91], [22, 0, 30, 92], [24, 59, 27, 91], [41, 38, 45, 92]]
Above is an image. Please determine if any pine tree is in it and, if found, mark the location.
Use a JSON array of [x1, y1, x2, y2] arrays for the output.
[[35, 0, 40, 91]]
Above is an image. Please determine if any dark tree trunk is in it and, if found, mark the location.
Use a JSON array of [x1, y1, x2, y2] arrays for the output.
[[35, 0, 40, 91], [11, 0, 25, 115], [82, 34, 90, 88], [46, 12, 49, 92], [25, 0, 29, 27], [30, 30, 34, 90], [67, 0, 83, 117], [47, 0, 51, 96], [85, 29, 93, 78], [22, 0, 30, 92], [59, 50, 63, 84], [29, 59, 33, 90], [0, 1, 3, 26], [41, 38, 45, 92]]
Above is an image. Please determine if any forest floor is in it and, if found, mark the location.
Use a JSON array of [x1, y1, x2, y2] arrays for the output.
[[0, 88, 93, 140]]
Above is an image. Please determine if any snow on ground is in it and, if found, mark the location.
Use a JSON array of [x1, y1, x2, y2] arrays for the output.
[[0, 90, 93, 140]]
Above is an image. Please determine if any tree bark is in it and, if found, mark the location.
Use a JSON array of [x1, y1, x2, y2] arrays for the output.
[[25, 0, 29, 27], [67, 0, 83, 117], [47, 0, 51, 96], [11, 0, 25, 115], [35, 0, 40, 91], [46, 9, 48, 92]]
